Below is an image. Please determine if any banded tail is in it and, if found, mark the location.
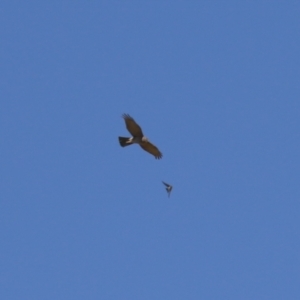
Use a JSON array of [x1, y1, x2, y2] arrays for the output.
[[118, 137, 132, 147]]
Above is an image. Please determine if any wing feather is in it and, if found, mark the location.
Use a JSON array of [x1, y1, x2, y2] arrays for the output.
[[140, 141, 163, 159], [162, 181, 170, 187], [122, 114, 143, 137]]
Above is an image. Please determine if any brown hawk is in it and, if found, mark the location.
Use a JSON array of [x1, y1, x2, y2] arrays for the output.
[[118, 114, 163, 159]]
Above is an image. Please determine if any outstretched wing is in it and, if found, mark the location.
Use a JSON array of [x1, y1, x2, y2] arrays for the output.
[[162, 181, 171, 188], [140, 141, 163, 159], [122, 114, 143, 137]]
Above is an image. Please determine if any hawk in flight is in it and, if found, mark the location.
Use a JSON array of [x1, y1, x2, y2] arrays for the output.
[[162, 181, 173, 198], [118, 114, 163, 159]]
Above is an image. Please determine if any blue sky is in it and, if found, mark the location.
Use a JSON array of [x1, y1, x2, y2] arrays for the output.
[[1, 2, 300, 299]]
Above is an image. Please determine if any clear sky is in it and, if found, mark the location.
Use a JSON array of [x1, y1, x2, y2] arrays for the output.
[[1, 2, 300, 299]]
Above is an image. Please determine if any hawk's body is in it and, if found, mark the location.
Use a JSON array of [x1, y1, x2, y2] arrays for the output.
[[118, 114, 163, 159], [119, 136, 148, 146]]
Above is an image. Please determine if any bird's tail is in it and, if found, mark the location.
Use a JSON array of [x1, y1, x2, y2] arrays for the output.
[[118, 137, 132, 147]]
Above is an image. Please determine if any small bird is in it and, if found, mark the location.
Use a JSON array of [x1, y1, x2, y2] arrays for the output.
[[162, 181, 173, 198], [118, 114, 163, 159]]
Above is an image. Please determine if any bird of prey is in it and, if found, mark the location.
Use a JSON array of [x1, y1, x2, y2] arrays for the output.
[[118, 114, 163, 159], [162, 181, 173, 198]]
